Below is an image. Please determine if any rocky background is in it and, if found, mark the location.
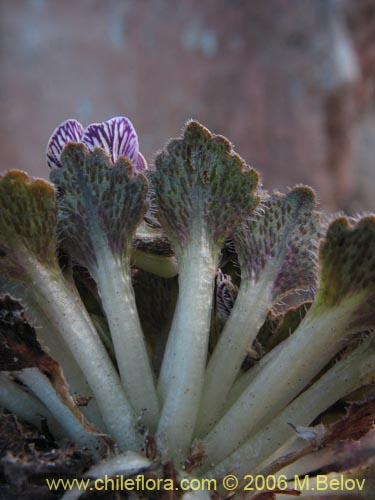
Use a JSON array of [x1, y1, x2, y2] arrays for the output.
[[0, 0, 374, 211]]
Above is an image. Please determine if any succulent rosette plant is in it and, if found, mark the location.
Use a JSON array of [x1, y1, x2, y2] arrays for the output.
[[0, 116, 374, 500]]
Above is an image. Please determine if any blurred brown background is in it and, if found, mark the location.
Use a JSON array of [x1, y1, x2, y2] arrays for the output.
[[0, 0, 374, 211]]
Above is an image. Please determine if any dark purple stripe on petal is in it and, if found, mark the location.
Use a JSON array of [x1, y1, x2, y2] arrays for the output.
[[81, 117, 139, 165], [46, 119, 84, 169]]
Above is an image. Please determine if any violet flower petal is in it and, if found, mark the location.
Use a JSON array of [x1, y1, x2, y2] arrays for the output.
[[46, 119, 84, 169], [137, 152, 147, 172], [81, 116, 139, 166]]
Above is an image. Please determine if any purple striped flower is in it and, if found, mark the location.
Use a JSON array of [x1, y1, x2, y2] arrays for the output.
[[46, 117, 147, 172]]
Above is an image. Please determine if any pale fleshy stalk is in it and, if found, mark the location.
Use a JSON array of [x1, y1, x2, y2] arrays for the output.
[[199, 295, 364, 465], [195, 278, 271, 436], [51, 144, 160, 429], [0, 372, 64, 438], [92, 243, 160, 430], [199, 214, 375, 465], [152, 121, 259, 462], [205, 335, 375, 478], [196, 188, 320, 436], [156, 231, 217, 461], [24, 297, 105, 429], [18, 368, 104, 456], [225, 338, 286, 412], [90, 313, 115, 361], [27, 259, 142, 450]]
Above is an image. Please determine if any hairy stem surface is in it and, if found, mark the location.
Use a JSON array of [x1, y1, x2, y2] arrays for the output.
[[206, 337, 375, 478], [94, 245, 160, 430], [18, 368, 103, 456], [157, 235, 216, 462], [0, 373, 64, 437], [28, 262, 141, 450], [196, 279, 271, 436], [200, 299, 359, 465]]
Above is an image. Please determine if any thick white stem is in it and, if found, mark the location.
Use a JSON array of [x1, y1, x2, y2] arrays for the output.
[[93, 247, 159, 430], [28, 264, 141, 450], [90, 314, 115, 361], [200, 299, 358, 465], [26, 303, 105, 430], [196, 280, 271, 436], [18, 368, 103, 456], [0, 372, 64, 437], [206, 338, 375, 478], [156, 239, 217, 463], [226, 340, 286, 411]]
